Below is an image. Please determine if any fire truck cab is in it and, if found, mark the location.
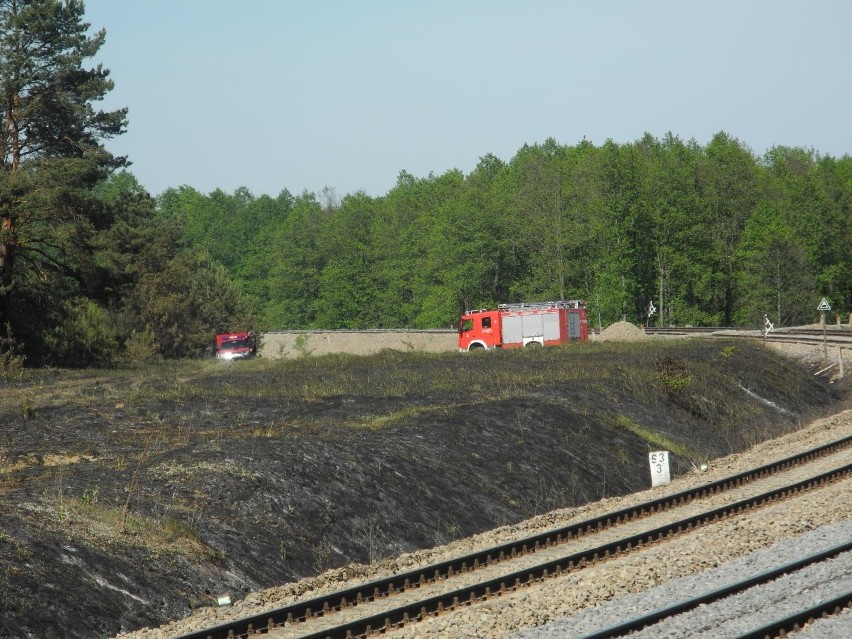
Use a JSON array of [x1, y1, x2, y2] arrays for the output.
[[458, 301, 588, 351]]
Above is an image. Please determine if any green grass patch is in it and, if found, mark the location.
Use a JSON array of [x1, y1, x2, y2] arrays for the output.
[[614, 414, 696, 459], [56, 498, 220, 561]]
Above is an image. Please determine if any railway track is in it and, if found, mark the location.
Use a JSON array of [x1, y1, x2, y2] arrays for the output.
[[572, 541, 852, 639], [176, 435, 852, 639], [645, 325, 852, 348]]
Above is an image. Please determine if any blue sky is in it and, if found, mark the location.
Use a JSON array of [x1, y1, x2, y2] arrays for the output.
[[83, 1, 852, 199]]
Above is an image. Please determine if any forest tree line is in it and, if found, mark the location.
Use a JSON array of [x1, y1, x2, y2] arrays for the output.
[[1, 1, 850, 367], [162, 133, 851, 335]]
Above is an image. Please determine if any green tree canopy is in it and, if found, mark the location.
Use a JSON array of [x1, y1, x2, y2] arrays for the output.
[[165, 134, 850, 335], [0, 0, 127, 359]]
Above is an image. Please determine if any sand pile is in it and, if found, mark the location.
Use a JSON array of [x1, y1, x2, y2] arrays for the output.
[[597, 321, 648, 342]]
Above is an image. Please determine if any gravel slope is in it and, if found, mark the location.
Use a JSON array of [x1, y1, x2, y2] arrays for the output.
[[116, 408, 852, 639]]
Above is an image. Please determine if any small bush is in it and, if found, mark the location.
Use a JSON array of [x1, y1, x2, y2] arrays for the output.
[[656, 356, 692, 392], [720, 345, 736, 360], [122, 327, 161, 366], [0, 326, 26, 380], [43, 300, 120, 367], [0, 350, 25, 380]]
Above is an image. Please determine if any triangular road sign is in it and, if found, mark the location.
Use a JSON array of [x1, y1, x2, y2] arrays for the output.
[[817, 297, 831, 311]]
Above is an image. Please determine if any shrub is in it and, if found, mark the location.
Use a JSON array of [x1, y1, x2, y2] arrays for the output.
[[121, 327, 161, 366], [43, 300, 120, 367], [0, 325, 26, 379], [656, 356, 692, 392]]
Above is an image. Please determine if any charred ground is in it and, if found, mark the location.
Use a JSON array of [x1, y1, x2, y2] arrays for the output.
[[0, 339, 849, 638]]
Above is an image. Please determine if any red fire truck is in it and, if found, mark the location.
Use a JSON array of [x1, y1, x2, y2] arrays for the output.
[[458, 301, 588, 351], [215, 331, 257, 360]]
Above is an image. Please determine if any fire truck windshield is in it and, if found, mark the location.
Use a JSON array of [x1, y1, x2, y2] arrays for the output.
[[459, 319, 474, 332], [221, 339, 250, 349]]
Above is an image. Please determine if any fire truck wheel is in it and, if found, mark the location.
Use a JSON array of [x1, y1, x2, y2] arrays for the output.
[[468, 343, 484, 350], [525, 341, 541, 348]]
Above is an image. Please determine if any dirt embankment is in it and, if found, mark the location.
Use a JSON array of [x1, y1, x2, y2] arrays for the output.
[[0, 336, 848, 638]]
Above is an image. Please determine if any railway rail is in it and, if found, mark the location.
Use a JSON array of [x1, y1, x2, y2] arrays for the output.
[[645, 325, 852, 347], [732, 591, 852, 639], [176, 435, 852, 639], [573, 541, 852, 639]]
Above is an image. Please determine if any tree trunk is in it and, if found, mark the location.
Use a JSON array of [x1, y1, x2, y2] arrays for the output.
[[0, 213, 14, 287]]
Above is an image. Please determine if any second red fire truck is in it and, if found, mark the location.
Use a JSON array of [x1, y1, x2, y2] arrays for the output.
[[215, 331, 257, 360], [458, 300, 588, 351]]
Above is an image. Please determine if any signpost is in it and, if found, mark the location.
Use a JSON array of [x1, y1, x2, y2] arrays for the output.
[[763, 314, 774, 340], [818, 298, 831, 357], [646, 301, 656, 328]]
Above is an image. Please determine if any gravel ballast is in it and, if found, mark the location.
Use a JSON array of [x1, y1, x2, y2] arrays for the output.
[[380, 475, 852, 639], [510, 519, 852, 639]]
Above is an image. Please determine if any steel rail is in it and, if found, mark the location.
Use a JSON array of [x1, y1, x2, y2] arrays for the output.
[[644, 327, 722, 334], [645, 328, 852, 350], [644, 327, 852, 335], [294, 463, 852, 639], [732, 590, 852, 639], [573, 540, 852, 639], [174, 437, 852, 639]]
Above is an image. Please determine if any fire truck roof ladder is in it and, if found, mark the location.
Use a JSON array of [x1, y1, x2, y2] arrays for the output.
[[498, 300, 585, 311]]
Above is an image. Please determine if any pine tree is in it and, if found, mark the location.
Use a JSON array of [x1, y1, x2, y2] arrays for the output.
[[0, 0, 126, 354]]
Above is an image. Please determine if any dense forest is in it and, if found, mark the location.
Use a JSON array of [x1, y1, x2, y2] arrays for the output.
[[161, 135, 852, 335], [1, 1, 850, 367]]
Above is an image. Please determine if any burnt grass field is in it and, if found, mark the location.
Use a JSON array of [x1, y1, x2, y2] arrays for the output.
[[0, 338, 849, 638]]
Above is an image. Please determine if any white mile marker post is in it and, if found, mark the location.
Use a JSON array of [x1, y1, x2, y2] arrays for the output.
[[649, 450, 671, 487]]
